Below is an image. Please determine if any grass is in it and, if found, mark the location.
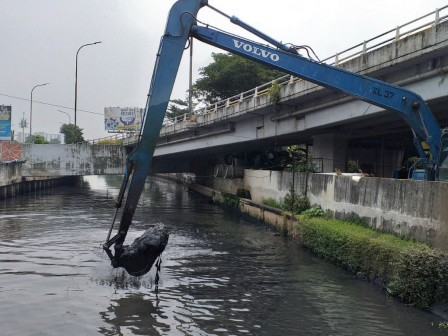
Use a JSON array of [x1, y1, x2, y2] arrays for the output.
[[262, 198, 282, 209]]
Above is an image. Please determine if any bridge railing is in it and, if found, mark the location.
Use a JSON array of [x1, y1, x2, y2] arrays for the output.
[[85, 132, 135, 145], [326, 5, 448, 65]]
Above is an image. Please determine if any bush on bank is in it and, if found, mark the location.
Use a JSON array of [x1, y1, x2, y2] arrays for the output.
[[287, 216, 448, 309], [220, 189, 447, 309]]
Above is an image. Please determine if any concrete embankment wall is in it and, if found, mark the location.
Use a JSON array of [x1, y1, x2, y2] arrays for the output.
[[0, 163, 78, 199], [21, 144, 126, 177], [0, 162, 22, 186], [192, 169, 448, 251], [184, 181, 295, 231]]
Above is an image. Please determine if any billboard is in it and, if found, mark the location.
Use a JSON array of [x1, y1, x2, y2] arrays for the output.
[[0, 105, 12, 140], [104, 107, 143, 132]]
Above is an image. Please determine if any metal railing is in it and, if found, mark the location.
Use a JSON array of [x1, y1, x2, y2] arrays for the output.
[[85, 132, 134, 145], [87, 6, 448, 144]]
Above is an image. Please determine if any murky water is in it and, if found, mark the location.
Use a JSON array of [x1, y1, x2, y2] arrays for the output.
[[0, 176, 445, 335]]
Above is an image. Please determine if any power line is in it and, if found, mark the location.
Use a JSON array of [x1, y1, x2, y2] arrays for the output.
[[0, 93, 103, 116]]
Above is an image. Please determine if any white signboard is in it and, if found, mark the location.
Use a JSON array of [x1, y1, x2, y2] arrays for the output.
[[104, 107, 143, 131]]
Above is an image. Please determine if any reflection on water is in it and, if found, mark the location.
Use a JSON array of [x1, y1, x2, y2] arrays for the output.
[[0, 176, 444, 335]]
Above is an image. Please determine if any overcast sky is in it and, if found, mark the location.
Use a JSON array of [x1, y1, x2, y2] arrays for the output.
[[2, 0, 447, 140]]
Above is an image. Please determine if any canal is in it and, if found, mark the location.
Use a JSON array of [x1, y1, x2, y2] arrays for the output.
[[0, 176, 445, 335]]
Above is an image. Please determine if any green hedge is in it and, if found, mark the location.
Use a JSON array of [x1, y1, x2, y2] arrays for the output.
[[290, 216, 448, 309]]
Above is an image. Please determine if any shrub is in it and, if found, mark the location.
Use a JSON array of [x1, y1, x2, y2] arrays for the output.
[[222, 193, 239, 208], [267, 81, 282, 112], [236, 188, 251, 199], [262, 198, 282, 209], [285, 161, 317, 173], [302, 205, 325, 218], [296, 162, 317, 173], [387, 248, 448, 309], [283, 184, 310, 214], [347, 159, 359, 173], [296, 216, 448, 309], [345, 214, 369, 228]]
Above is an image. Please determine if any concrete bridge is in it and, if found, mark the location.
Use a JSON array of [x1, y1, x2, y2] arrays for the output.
[[141, 11, 448, 178], [4, 8, 448, 179]]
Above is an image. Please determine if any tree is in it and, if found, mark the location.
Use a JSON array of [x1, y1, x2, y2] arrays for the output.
[[60, 124, 84, 144], [166, 97, 198, 119], [33, 135, 49, 144], [25, 134, 49, 144], [193, 52, 286, 103], [25, 135, 35, 144], [167, 98, 189, 119]]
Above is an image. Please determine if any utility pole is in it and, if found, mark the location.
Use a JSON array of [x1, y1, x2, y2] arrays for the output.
[[20, 112, 28, 143], [188, 37, 193, 118], [30, 82, 49, 137], [74, 41, 101, 143]]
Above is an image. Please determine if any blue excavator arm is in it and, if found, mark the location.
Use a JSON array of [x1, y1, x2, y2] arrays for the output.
[[102, 0, 207, 274], [104, 0, 445, 275]]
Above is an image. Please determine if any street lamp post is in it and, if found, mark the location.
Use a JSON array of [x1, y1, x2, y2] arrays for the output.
[[74, 41, 101, 143], [30, 82, 49, 138], [57, 110, 71, 124]]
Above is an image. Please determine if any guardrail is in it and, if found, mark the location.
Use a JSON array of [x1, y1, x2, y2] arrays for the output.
[[87, 5, 448, 145], [85, 132, 135, 145]]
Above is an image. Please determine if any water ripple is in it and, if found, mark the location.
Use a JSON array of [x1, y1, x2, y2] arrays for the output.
[[0, 176, 444, 336]]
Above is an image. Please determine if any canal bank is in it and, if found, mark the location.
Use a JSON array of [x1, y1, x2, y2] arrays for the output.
[[156, 172, 448, 315], [0, 162, 79, 199], [196, 169, 448, 252]]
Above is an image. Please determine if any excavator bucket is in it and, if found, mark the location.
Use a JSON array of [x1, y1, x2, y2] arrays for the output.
[[111, 224, 169, 277]]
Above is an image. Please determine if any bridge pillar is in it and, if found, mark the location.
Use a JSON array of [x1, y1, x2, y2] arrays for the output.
[[311, 134, 347, 173]]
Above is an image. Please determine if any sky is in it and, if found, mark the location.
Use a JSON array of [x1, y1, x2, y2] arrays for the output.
[[1, 0, 448, 141]]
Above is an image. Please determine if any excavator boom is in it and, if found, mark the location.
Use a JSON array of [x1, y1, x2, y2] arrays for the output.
[[104, 0, 446, 276]]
